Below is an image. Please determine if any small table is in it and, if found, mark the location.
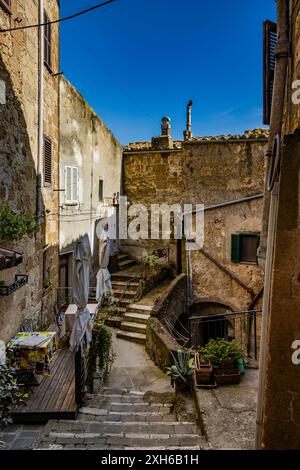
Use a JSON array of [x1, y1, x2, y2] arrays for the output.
[[63, 304, 98, 337], [6, 332, 59, 383]]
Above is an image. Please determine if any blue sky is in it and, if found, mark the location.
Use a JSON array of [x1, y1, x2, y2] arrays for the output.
[[60, 0, 276, 144]]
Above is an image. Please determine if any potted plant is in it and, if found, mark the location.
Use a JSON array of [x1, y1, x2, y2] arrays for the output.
[[194, 352, 214, 387], [199, 338, 243, 386], [166, 349, 195, 393]]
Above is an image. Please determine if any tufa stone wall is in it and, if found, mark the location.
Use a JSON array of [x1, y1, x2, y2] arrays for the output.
[[123, 134, 266, 330], [0, 0, 59, 342]]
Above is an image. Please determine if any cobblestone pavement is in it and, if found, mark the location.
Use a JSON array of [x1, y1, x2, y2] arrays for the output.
[[195, 368, 258, 449], [0, 424, 43, 450], [1, 331, 208, 450]]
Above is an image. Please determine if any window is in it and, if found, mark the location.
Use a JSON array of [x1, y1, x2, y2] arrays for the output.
[[99, 179, 104, 202], [263, 20, 277, 125], [65, 166, 79, 204], [231, 233, 260, 264], [44, 10, 52, 70], [0, 0, 12, 14], [44, 135, 52, 186]]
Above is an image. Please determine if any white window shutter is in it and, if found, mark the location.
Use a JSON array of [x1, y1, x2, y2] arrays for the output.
[[72, 167, 79, 202], [65, 166, 72, 202]]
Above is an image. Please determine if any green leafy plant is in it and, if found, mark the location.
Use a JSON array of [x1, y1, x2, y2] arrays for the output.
[[90, 320, 114, 386], [199, 338, 243, 369], [143, 255, 159, 272], [0, 365, 28, 430], [0, 205, 40, 241], [166, 349, 195, 384]]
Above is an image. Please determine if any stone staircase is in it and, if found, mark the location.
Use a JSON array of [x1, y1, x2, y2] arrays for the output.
[[116, 304, 153, 345], [35, 389, 208, 450], [117, 252, 136, 271]]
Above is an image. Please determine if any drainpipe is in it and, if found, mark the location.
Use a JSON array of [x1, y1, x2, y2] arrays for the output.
[[255, 0, 289, 449], [36, 0, 44, 224]]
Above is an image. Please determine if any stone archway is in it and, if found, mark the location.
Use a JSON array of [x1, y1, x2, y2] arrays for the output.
[[188, 301, 234, 348]]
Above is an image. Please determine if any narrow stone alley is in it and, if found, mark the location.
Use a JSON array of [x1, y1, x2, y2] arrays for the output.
[[1, 332, 208, 450]]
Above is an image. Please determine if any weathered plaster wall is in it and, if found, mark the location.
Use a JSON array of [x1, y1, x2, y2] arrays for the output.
[[59, 77, 122, 276], [0, 0, 59, 342]]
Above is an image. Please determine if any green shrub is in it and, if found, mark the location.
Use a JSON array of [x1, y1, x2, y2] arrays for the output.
[[143, 255, 159, 271], [0, 365, 28, 430], [0, 205, 40, 241], [199, 338, 243, 368]]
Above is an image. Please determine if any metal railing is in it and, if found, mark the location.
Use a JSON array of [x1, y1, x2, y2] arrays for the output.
[[188, 309, 261, 360]]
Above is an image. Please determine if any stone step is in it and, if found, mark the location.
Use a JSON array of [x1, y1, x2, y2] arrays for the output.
[[113, 289, 138, 296], [118, 254, 129, 261], [80, 403, 172, 413], [111, 280, 140, 287], [128, 303, 154, 312], [118, 259, 136, 269], [105, 316, 122, 328], [45, 431, 205, 448], [116, 306, 127, 314], [116, 330, 146, 345], [115, 298, 132, 305], [120, 321, 147, 334], [111, 272, 142, 281], [123, 312, 150, 324]]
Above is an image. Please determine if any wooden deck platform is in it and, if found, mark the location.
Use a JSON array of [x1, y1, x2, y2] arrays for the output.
[[12, 343, 78, 423]]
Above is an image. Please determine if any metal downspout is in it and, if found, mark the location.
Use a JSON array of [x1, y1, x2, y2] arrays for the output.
[[36, 0, 44, 224]]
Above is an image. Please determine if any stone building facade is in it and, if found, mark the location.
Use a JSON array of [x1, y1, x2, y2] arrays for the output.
[[259, 0, 300, 450], [123, 122, 268, 354], [59, 76, 122, 299], [0, 0, 60, 342]]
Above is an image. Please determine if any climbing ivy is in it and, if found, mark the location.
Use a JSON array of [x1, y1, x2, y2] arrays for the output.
[[0, 205, 40, 241]]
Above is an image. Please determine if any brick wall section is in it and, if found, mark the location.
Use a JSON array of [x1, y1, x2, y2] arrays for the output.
[[0, 1, 59, 341]]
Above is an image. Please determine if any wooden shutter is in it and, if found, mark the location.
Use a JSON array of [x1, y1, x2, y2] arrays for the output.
[[65, 166, 78, 203], [44, 135, 52, 185], [231, 234, 240, 263], [263, 20, 277, 125], [65, 167, 72, 202], [72, 167, 79, 202], [44, 10, 52, 69]]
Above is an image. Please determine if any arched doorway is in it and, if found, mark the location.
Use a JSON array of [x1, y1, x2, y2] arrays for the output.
[[188, 302, 233, 348]]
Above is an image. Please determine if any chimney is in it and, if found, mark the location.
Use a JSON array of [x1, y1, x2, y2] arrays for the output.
[[184, 100, 193, 140], [151, 116, 173, 150]]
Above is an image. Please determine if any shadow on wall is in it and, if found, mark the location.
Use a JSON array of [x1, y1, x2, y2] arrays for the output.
[[0, 54, 47, 340]]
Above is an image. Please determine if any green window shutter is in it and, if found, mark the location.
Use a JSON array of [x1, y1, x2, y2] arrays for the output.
[[231, 234, 240, 263]]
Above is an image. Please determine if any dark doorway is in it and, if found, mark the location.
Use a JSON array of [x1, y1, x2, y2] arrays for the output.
[[188, 302, 232, 348]]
